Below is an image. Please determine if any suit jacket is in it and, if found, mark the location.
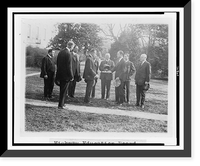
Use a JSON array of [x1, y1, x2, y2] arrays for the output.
[[83, 54, 96, 81], [112, 58, 126, 81], [99, 59, 115, 80], [71, 52, 81, 81], [122, 61, 136, 81], [40, 55, 55, 78], [56, 48, 73, 81], [135, 61, 151, 85]]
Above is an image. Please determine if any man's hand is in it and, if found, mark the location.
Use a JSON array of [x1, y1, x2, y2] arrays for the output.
[[44, 75, 48, 79], [145, 81, 149, 84], [94, 74, 99, 79]]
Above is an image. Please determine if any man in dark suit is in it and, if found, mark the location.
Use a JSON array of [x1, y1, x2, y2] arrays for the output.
[[83, 49, 98, 103], [40, 49, 56, 100], [68, 46, 82, 98], [123, 53, 136, 104], [112, 50, 126, 105], [56, 41, 74, 109], [99, 53, 115, 100], [91, 53, 99, 98], [135, 54, 151, 109]]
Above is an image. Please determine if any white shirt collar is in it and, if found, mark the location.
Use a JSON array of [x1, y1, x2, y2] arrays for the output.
[[118, 57, 123, 62], [47, 54, 52, 58], [141, 60, 146, 65]]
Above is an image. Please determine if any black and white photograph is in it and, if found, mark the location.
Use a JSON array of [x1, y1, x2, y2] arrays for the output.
[[4, 5, 191, 157]]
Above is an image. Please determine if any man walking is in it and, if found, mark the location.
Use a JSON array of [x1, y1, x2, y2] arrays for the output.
[[99, 53, 115, 100], [68, 46, 82, 98], [135, 54, 151, 109], [40, 49, 56, 100], [56, 41, 74, 109], [83, 49, 98, 103], [112, 50, 126, 105], [123, 53, 136, 104]]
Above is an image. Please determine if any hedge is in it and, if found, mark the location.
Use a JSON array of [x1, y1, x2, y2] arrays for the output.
[[26, 46, 47, 68]]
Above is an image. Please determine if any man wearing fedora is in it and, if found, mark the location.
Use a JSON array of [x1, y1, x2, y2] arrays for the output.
[[112, 50, 126, 105], [135, 54, 151, 109], [99, 53, 115, 100]]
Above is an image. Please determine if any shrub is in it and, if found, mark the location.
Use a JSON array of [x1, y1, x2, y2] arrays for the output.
[[26, 46, 47, 68]]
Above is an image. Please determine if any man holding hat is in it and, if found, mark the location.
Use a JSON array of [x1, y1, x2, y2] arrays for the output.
[[99, 53, 115, 100], [112, 50, 126, 105]]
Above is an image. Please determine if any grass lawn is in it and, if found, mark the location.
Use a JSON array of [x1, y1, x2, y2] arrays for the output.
[[25, 104, 167, 132], [26, 72, 168, 115], [25, 67, 168, 132]]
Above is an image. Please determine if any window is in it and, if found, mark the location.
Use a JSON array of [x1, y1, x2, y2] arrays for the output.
[[36, 27, 39, 40], [44, 28, 46, 40], [27, 24, 31, 38]]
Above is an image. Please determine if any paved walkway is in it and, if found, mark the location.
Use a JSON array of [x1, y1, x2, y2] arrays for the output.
[[26, 72, 40, 77], [26, 98, 167, 121]]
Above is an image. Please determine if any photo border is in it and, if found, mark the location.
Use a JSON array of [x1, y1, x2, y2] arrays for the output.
[[2, 2, 191, 157]]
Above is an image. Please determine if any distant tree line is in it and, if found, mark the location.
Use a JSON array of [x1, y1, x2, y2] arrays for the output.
[[26, 22, 168, 78]]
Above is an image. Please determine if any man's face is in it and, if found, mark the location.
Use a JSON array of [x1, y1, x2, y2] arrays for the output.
[[105, 54, 110, 60], [140, 55, 146, 62], [124, 54, 129, 62], [117, 52, 121, 59], [74, 46, 78, 53], [69, 45, 75, 51]]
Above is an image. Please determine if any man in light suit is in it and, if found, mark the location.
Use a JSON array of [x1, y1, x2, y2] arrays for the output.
[[99, 53, 115, 100], [135, 54, 151, 109], [56, 41, 74, 109], [112, 50, 126, 105]]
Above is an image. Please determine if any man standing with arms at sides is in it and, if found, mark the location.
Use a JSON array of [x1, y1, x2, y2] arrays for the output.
[[56, 41, 74, 109], [99, 53, 115, 100], [135, 54, 151, 109], [68, 45, 82, 98], [40, 49, 56, 100], [83, 49, 98, 103], [123, 53, 136, 104], [91, 51, 99, 98], [112, 50, 126, 105]]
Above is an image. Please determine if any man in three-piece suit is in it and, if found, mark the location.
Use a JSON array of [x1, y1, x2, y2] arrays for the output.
[[99, 53, 115, 100], [56, 41, 74, 109], [135, 54, 151, 109], [83, 49, 98, 103], [123, 53, 136, 104], [112, 50, 126, 105], [40, 49, 56, 100], [68, 46, 82, 98]]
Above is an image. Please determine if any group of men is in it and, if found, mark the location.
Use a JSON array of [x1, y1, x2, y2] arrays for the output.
[[40, 40, 151, 109]]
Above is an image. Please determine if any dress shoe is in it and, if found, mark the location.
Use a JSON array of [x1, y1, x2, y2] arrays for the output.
[[135, 103, 140, 106], [141, 104, 145, 109], [58, 106, 64, 109]]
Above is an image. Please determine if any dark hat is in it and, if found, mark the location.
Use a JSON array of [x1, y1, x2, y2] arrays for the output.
[[143, 83, 150, 91], [55, 78, 60, 86], [104, 64, 110, 70]]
